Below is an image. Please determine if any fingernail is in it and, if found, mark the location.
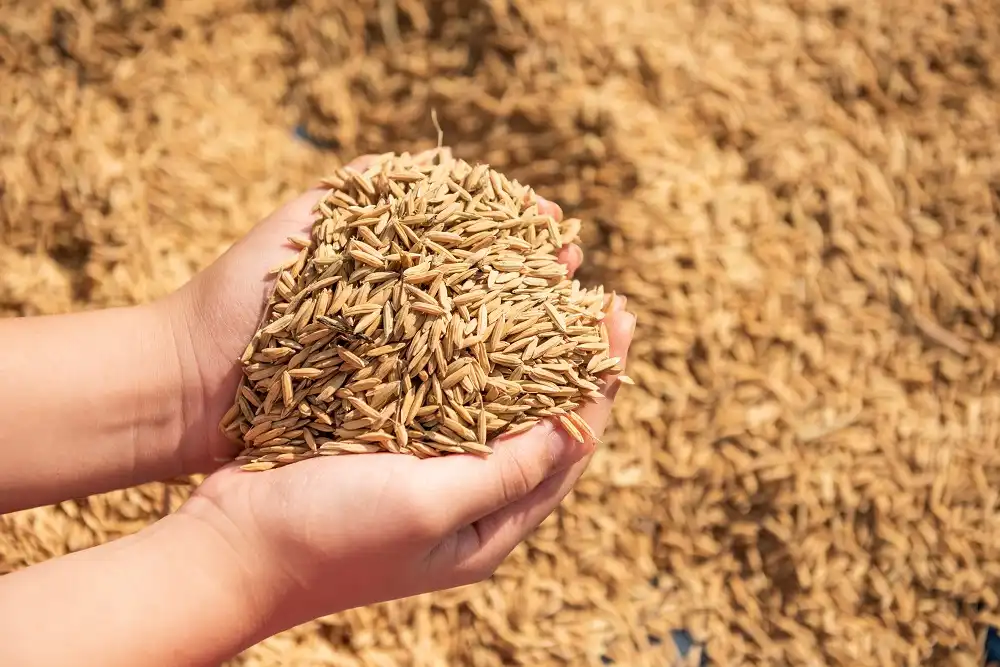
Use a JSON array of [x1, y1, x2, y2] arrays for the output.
[[627, 311, 637, 337]]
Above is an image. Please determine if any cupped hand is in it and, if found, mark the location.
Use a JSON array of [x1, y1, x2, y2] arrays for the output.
[[165, 149, 636, 633], [179, 300, 634, 635], [165, 150, 582, 474]]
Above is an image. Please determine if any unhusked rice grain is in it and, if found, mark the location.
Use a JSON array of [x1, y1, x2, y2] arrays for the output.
[[220, 149, 624, 468]]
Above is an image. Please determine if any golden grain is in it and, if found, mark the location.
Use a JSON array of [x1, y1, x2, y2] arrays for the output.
[[6, 4, 995, 663], [224, 151, 620, 468]]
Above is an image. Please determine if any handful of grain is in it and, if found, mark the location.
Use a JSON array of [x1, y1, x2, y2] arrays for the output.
[[220, 149, 624, 470]]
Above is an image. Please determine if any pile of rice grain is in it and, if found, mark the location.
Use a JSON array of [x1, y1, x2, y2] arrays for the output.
[[220, 150, 625, 469]]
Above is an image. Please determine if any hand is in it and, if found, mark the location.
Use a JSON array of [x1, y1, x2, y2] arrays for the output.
[[177, 299, 635, 636], [163, 148, 635, 635], [0, 148, 635, 667], [164, 150, 579, 474]]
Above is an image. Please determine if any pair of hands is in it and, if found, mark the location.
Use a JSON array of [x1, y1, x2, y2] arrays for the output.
[[164, 153, 636, 631]]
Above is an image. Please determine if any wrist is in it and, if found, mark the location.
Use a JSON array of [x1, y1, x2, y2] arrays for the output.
[[0, 502, 269, 667], [138, 507, 276, 661], [159, 287, 243, 475], [174, 482, 303, 644], [177, 469, 363, 641], [123, 299, 206, 481]]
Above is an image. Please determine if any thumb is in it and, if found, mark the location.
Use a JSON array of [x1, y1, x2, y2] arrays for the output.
[[401, 398, 611, 541], [414, 417, 594, 535]]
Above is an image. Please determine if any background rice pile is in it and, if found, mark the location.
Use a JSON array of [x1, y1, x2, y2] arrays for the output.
[[1, 0, 999, 664]]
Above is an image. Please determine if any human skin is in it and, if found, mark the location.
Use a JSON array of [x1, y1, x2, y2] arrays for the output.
[[0, 152, 636, 667]]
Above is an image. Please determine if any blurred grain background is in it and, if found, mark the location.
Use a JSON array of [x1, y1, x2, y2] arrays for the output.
[[2, 0, 1000, 665]]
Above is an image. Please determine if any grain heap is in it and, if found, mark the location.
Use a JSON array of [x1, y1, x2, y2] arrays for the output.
[[3, 0, 1000, 664], [222, 150, 621, 468]]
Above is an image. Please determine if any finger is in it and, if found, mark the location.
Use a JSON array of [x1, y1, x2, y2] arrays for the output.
[[429, 306, 636, 580], [536, 196, 563, 222], [556, 243, 583, 278]]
